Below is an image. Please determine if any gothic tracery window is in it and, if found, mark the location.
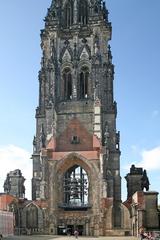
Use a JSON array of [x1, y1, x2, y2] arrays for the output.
[[78, 0, 88, 25], [79, 67, 89, 99], [64, 0, 74, 28], [63, 165, 88, 207], [63, 68, 72, 100]]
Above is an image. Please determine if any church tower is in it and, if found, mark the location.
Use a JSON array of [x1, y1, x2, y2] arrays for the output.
[[32, 0, 130, 236]]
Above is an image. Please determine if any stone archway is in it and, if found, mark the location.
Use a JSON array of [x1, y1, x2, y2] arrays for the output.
[[48, 152, 100, 235], [56, 153, 93, 209]]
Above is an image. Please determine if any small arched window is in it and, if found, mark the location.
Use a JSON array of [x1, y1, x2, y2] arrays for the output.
[[79, 67, 89, 99], [63, 68, 72, 100], [78, 0, 88, 25], [63, 165, 89, 207], [64, 0, 74, 28]]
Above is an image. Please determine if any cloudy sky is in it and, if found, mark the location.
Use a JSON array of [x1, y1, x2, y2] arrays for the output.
[[0, 0, 160, 201]]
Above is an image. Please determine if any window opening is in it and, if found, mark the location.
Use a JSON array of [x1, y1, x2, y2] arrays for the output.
[[71, 136, 80, 144], [64, 0, 74, 28], [63, 68, 72, 100], [78, 0, 88, 25], [63, 165, 88, 207], [94, 5, 99, 14], [79, 67, 89, 99]]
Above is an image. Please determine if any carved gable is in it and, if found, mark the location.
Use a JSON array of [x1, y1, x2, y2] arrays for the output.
[[80, 47, 89, 60], [62, 49, 72, 62]]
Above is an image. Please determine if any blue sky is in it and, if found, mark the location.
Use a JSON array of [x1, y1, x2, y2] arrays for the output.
[[0, 0, 160, 201]]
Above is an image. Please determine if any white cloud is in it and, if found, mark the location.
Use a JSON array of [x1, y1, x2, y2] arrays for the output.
[[137, 146, 160, 171], [123, 146, 160, 172], [122, 146, 160, 200], [0, 145, 32, 199]]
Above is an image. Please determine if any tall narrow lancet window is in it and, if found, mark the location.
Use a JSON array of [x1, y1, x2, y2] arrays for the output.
[[64, 0, 74, 28], [79, 67, 89, 99], [63, 68, 72, 100], [78, 0, 88, 25], [63, 165, 89, 207]]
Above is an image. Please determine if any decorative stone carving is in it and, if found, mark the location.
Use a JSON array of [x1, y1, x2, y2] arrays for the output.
[[141, 170, 150, 191], [104, 123, 110, 146], [3, 173, 11, 193], [33, 136, 37, 153], [40, 124, 46, 148]]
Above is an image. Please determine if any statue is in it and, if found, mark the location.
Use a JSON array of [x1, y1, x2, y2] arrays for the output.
[[33, 136, 36, 152], [104, 123, 109, 146], [3, 174, 11, 193], [141, 170, 150, 191], [94, 35, 100, 55]]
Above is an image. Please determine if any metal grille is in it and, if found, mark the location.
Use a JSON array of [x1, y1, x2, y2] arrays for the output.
[[63, 165, 88, 207]]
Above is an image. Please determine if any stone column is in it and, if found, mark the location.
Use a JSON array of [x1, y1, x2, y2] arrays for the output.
[[74, 0, 78, 24], [85, 220, 89, 236]]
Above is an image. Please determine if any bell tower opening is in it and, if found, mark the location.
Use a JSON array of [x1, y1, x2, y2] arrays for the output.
[[79, 66, 89, 99], [61, 165, 89, 210], [64, 0, 74, 28], [78, 0, 88, 25], [63, 68, 72, 100]]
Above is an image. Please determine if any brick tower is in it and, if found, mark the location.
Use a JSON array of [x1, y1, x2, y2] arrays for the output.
[[32, 0, 130, 236]]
